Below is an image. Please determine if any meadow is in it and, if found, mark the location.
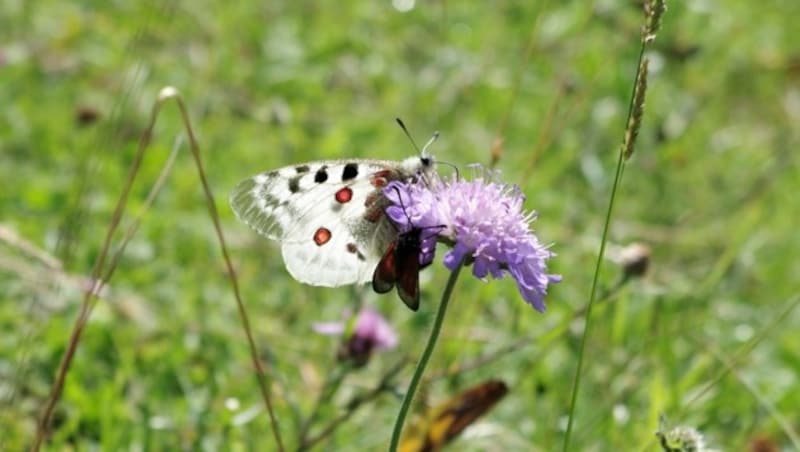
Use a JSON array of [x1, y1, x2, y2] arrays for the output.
[[1, 1, 799, 450]]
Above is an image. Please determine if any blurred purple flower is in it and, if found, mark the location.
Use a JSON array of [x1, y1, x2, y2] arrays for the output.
[[382, 169, 561, 312], [313, 308, 397, 366]]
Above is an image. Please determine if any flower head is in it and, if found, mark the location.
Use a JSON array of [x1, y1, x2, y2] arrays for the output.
[[313, 308, 397, 366], [382, 169, 561, 311], [657, 416, 709, 452], [657, 426, 707, 452]]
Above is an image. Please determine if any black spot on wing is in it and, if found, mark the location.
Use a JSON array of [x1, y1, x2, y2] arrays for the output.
[[255, 193, 281, 206], [314, 166, 329, 183], [295, 165, 310, 173], [342, 163, 359, 181], [346, 243, 366, 261], [288, 177, 301, 193]]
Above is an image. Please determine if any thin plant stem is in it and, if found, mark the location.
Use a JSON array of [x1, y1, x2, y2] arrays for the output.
[[561, 145, 626, 452], [631, 295, 800, 452], [688, 333, 800, 449], [33, 88, 167, 451], [489, 0, 548, 169], [297, 365, 350, 446], [389, 257, 465, 451], [301, 358, 408, 450], [562, 8, 657, 449], [32, 87, 284, 452], [167, 88, 285, 451]]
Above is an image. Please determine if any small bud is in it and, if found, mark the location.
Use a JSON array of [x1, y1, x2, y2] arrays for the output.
[[338, 335, 373, 367], [157, 86, 179, 101], [490, 136, 504, 168], [619, 242, 651, 279], [75, 105, 101, 126]]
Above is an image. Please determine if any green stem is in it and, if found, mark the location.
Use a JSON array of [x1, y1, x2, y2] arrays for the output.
[[297, 365, 349, 447], [389, 258, 465, 451], [561, 28, 649, 452]]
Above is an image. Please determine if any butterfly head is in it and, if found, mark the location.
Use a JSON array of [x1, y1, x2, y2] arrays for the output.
[[400, 153, 435, 178], [400, 130, 439, 177]]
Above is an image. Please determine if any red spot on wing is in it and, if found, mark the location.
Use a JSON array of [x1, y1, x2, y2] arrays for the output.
[[313, 227, 332, 246], [370, 170, 393, 188], [335, 187, 353, 203]]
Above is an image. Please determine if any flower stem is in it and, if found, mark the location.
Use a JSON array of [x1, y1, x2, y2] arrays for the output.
[[389, 257, 465, 451], [561, 2, 662, 449]]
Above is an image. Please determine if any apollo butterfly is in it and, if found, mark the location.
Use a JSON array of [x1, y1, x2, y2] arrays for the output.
[[230, 149, 435, 288]]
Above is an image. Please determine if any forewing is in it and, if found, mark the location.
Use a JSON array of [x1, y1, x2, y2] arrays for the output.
[[230, 160, 403, 287], [394, 230, 423, 311], [372, 242, 398, 294]]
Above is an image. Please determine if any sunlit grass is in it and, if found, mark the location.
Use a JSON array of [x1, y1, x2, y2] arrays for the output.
[[1, 1, 799, 450]]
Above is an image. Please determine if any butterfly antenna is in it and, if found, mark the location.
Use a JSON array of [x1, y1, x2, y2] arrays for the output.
[[390, 185, 415, 227], [395, 118, 422, 153], [435, 159, 460, 180], [396, 117, 440, 159], [420, 131, 439, 158]]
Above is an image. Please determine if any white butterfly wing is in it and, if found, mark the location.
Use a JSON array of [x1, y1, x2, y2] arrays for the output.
[[279, 182, 393, 287], [230, 161, 402, 287]]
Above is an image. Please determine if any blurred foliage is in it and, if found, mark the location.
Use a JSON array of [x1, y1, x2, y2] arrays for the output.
[[1, 0, 799, 450]]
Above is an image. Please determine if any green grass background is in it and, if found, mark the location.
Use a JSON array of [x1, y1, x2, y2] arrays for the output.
[[2, 1, 799, 450]]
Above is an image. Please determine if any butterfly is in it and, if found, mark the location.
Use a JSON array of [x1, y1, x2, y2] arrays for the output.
[[372, 226, 427, 311], [229, 151, 436, 289], [400, 379, 509, 452], [371, 187, 443, 311]]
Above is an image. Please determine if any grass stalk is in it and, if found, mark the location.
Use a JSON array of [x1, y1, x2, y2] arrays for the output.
[[561, 2, 666, 449], [32, 87, 285, 452]]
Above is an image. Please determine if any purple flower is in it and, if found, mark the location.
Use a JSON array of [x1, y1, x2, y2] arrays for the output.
[[383, 181, 440, 266], [382, 169, 561, 312], [313, 308, 397, 366]]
